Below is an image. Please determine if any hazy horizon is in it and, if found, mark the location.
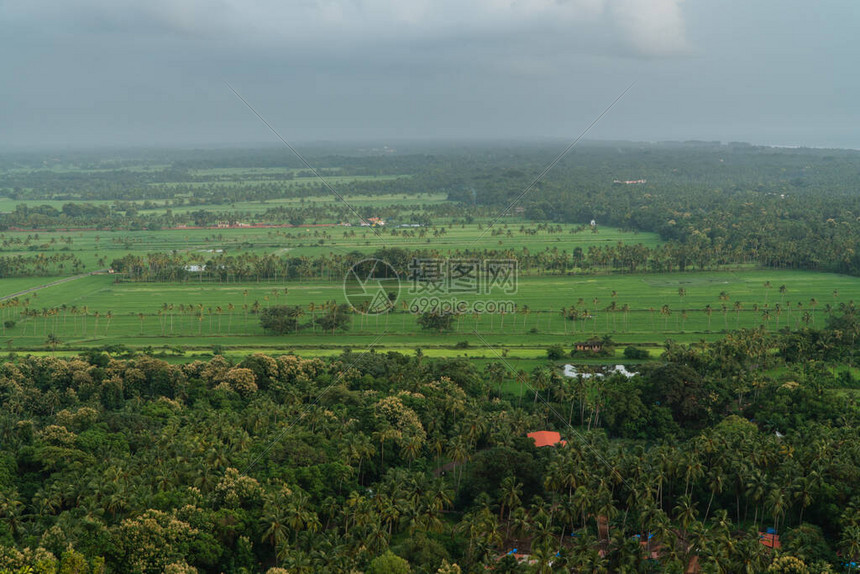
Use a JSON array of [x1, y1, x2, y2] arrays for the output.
[[3, 137, 860, 157]]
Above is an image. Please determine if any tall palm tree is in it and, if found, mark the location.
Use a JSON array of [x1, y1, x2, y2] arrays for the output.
[[766, 486, 787, 535], [498, 476, 522, 532], [840, 525, 860, 568], [46, 333, 60, 354], [446, 436, 471, 494]]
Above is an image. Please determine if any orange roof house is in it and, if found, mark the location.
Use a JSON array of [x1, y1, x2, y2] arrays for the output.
[[759, 532, 781, 549], [527, 431, 567, 447]]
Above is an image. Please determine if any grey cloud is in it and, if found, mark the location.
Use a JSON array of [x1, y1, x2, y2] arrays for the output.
[[1, 0, 857, 149], [4, 0, 689, 57]]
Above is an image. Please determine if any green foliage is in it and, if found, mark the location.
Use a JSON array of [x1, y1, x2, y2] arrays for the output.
[[7, 137, 860, 574], [782, 524, 835, 565], [367, 550, 411, 574], [312, 303, 352, 332], [545, 345, 565, 360], [258, 305, 304, 335], [417, 312, 454, 332], [623, 345, 649, 360], [0, 348, 856, 571], [391, 533, 451, 573], [644, 362, 709, 427]]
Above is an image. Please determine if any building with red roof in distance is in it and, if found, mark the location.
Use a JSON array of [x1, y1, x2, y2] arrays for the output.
[[759, 531, 781, 549], [527, 431, 567, 447]]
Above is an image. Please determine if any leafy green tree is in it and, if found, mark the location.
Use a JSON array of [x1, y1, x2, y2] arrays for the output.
[[417, 312, 454, 332], [259, 305, 305, 334], [367, 550, 411, 574]]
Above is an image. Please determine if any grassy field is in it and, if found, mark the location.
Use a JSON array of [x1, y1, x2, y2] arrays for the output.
[[0, 189, 428, 219], [0, 222, 661, 270], [2, 204, 856, 357], [149, 174, 409, 189], [1, 269, 857, 355]]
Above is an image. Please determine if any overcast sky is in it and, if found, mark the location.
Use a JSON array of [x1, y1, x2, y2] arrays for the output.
[[1, 0, 857, 149]]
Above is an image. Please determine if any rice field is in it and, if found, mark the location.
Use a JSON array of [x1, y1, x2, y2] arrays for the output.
[[1, 268, 856, 355]]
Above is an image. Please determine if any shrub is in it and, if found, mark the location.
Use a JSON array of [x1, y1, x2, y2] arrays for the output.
[[546, 345, 565, 360], [623, 346, 650, 360]]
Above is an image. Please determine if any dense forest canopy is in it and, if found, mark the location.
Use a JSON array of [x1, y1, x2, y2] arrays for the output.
[[0, 310, 860, 572]]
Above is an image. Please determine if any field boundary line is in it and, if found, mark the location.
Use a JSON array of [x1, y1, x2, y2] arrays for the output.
[[0, 269, 108, 302]]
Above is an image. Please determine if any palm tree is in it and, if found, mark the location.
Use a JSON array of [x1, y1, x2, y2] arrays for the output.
[[840, 525, 860, 568], [498, 476, 522, 536], [46, 333, 60, 354], [704, 467, 724, 521], [605, 300, 618, 331], [400, 435, 423, 469], [0, 490, 25, 537], [661, 304, 671, 331], [744, 468, 767, 528], [261, 504, 290, 549], [487, 362, 506, 398], [792, 472, 817, 525], [761, 308, 771, 330], [766, 486, 787, 535], [531, 366, 551, 404], [446, 436, 471, 494]]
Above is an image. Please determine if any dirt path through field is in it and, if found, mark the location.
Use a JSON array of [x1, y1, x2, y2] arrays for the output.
[[0, 270, 108, 301]]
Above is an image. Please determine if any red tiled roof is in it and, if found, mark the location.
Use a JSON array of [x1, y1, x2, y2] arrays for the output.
[[527, 431, 566, 447], [759, 532, 781, 549]]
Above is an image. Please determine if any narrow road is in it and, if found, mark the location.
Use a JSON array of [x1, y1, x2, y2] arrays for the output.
[[0, 270, 109, 302]]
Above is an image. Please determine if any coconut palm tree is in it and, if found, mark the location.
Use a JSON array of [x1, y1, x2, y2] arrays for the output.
[[46, 333, 60, 354], [840, 525, 860, 568], [446, 436, 471, 494], [498, 476, 522, 535]]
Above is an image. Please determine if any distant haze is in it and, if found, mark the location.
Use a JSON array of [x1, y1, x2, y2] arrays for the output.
[[1, 0, 857, 149]]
